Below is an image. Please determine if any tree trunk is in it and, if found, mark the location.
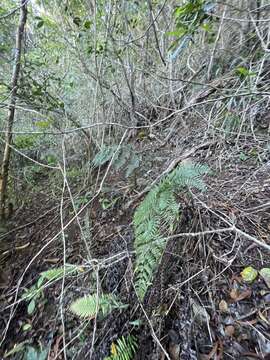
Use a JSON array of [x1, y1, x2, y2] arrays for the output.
[[0, 0, 27, 219]]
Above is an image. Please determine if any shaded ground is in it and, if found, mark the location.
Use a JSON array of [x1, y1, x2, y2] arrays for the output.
[[0, 117, 270, 359]]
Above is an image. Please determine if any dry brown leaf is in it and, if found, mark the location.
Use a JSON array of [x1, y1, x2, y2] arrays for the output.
[[44, 258, 60, 264], [219, 299, 228, 313], [225, 325, 235, 337], [258, 310, 270, 325], [191, 299, 210, 324], [230, 288, 239, 300], [230, 288, 252, 302]]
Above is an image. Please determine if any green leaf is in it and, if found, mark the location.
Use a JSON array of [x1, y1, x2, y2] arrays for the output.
[[22, 324, 32, 331], [87, 45, 93, 54], [40, 264, 79, 282], [235, 66, 256, 78], [84, 20, 92, 29], [24, 346, 49, 360], [129, 319, 142, 327], [239, 152, 248, 161], [201, 23, 212, 32], [26, 347, 37, 360], [259, 268, 270, 288], [106, 335, 138, 360], [173, 6, 187, 17], [166, 29, 186, 37], [70, 294, 125, 319], [37, 20, 44, 28], [37, 276, 44, 289], [27, 299, 36, 315], [241, 266, 258, 283], [35, 120, 52, 129], [100, 197, 118, 210], [92, 145, 118, 167]]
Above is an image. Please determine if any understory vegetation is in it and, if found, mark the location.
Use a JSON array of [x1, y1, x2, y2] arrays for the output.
[[0, 0, 270, 359]]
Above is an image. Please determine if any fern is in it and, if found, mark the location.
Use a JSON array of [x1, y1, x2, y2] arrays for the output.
[[104, 335, 138, 360], [92, 144, 140, 178], [22, 264, 82, 305], [133, 162, 208, 300], [70, 294, 126, 319], [92, 145, 119, 167], [114, 146, 130, 170], [125, 151, 141, 178], [40, 264, 80, 281]]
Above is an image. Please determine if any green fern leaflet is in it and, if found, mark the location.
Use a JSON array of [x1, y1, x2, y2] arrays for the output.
[[104, 335, 138, 360], [40, 264, 80, 281], [70, 294, 126, 319]]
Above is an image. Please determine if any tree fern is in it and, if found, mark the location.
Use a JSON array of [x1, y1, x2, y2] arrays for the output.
[[104, 335, 138, 360], [70, 294, 126, 319], [133, 162, 208, 300]]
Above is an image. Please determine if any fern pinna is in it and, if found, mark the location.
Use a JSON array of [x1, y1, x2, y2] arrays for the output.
[[70, 294, 126, 319], [133, 162, 208, 300], [92, 144, 141, 178], [105, 335, 138, 360]]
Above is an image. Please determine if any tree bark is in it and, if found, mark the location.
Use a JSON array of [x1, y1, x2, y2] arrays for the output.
[[0, 0, 27, 219]]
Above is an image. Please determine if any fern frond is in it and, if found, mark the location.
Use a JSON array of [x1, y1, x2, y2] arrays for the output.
[[92, 144, 141, 177], [114, 146, 130, 170], [135, 238, 166, 300], [125, 152, 140, 177], [133, 186, 159, 225], [169, 162, 208, 190], [70, 294, 126, 319], [105, 335, 138, 360], [92, 145, 118, 167], [40, 264, 79, 282], [133, 162, 208, 300]]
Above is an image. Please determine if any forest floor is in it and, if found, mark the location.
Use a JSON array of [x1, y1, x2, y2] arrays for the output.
[[0, 114, 270, 359]]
